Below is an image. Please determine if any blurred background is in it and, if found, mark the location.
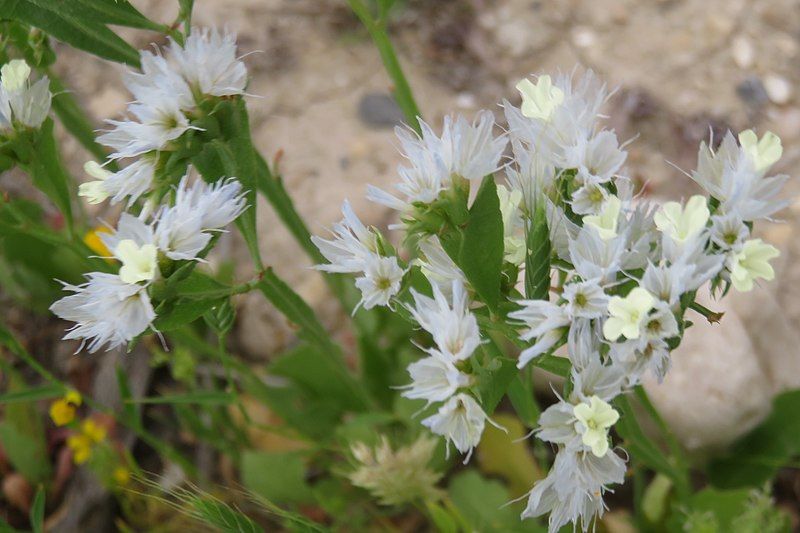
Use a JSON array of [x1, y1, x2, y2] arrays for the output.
[[3, 0, 799, 527]]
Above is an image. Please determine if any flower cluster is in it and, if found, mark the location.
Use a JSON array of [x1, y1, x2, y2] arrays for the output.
[[313, 71, 790, 531], [0, 59, 51, 133], [51, 29, 249, 353]]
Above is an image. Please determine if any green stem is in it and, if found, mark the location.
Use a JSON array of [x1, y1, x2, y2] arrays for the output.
[[688, 301, 724, 323], [633, 386, 692, 501], [347, 0, 422, 134]]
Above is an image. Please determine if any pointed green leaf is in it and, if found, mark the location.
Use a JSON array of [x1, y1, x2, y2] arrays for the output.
[[524, 198, 550, 300], [458, 177, 504, 311]]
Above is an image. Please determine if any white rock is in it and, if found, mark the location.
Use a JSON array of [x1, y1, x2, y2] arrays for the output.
[[643, 290, 773, 454], [731, 36, 754, 69], [764, 74, 793, 105]]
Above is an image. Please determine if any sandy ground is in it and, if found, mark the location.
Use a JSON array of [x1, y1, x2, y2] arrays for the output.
[[44, 0, 800, 451]]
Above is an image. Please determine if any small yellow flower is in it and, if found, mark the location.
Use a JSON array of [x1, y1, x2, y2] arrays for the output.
[[67, 434, 93, 464], [81, 419, 107, 444], [83, 226, 113, 258], [112, 467, 131, 486], [49, 390, 82, 426], [583, 195, 621, 240]]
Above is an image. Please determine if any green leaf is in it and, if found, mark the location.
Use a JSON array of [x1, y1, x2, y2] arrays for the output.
[[457, 177, 504, 312], [707, 389, 800, 488], [684, 487, 751, 530], [27, 118, 74, 230], [524, 199, 550, 300], [126, 390, 236, 406], [0, 0, 142, 64], [426, 502, 458, 533], [448, 471, 537, 532], [506, 375, 540, 427], [241, 451, 313, 505], [0, 383, 63, 404], [256, 269, 339, 357], [153, 297, 225, 331], [173, 271, 233, 300], [615, 395, 677, 482], [30, 485, 44, 533]]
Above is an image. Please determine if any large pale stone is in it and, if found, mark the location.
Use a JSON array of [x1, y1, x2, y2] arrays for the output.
[[643, 290, 773, 454]]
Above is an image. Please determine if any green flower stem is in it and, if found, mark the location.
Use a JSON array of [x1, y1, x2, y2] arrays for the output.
[[633, 386, 692, 501], [688, 300, 725, 323], [347, 0, 422, 134]]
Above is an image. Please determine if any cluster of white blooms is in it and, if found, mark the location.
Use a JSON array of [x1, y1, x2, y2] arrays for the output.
[[79, 28, 247, 207], [0, 59, 51, 133], [51, 29, 249, 353], [313, 70, 790, 531]]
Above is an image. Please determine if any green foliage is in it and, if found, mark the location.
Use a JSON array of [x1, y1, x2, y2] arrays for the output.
[[524, 198, 551, 300], [448, 471, 540, 532], [0, 0, 159, 64], [707, 389, 800, 488], [241, 451, 313, 505], [453, 176, 504, 313], [0, 371, 51, 484], [30, 485, 44, 533]]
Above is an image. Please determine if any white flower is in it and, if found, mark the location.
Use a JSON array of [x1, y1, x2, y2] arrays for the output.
[[400, 352, 471, 404], [100, 212, 156, 255], [354, 255, 405, 310], [50, 273, 155, 353], [602, 287, 655, 341], [571, 182, 609, 216], [123, 50, 194, 111], [99, 98, 191, 160], [367, 111, 506, 212], [738, 129, 782, 174], [692, 132, 789, 221], [522, 448, 626, 532], [0, 59, 51, 129], [505, 139, 558, 213], [729, 238, 779, 292], [562, 278, 609, 319], [154, 176, 246, 261], [415, 236, 467, 294], [640, 301, 679, 342], [573, 396, 620, 457], [583, 195, 621, 240], [168, 27, 248, 97], [408, 280, 480, 361], [516, 75, 565, 121], [508, 300, 569, 368], [421, 393, 495, 461], [313, 200, 378, 273], [568, 226, 625, 284], [653, 195, 709, 244], [79, 158, 158, 207], [709, 212, 749, 251], [561, 130, 626, 184]]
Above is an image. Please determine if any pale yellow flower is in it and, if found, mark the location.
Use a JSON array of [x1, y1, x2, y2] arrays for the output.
[[603, 287, 655, 341], [583, 195, 621, 240], [115, 239, 158, 284], [654, 195, 709, 244], [1, 59, 31, 92], [730, 239, 779, 292], [573, 396, 619, 457], [516, 75, 564, 121], [738, 129, 782, 173]]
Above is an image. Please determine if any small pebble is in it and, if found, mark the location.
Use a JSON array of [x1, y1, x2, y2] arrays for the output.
[[731, 36, 754, 69], [571, 27, 596, 48], [763, 74, 792, 105], [736, 76, 769, 108], [357, 92, 405, 129]]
